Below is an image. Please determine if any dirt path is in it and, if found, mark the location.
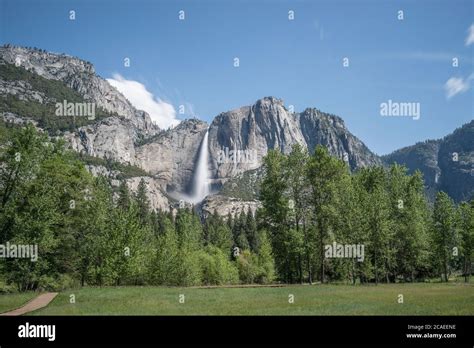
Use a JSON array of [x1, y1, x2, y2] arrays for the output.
[[0, 292, 58, 316]]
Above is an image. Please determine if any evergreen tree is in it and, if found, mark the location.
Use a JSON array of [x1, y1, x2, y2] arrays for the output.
[[135, 178, 150, 225], [233, 212, 250, 251], [205, 211, 233, 253], [245, 210, 259, 252], [117, 180, 131, 211], [175, 208, 202, 250]]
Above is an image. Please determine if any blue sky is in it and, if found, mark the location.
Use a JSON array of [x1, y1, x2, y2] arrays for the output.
[[1, 0, 473, 154]]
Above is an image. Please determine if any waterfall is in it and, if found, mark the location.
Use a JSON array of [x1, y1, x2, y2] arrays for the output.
[[189, 129, 210, 203]]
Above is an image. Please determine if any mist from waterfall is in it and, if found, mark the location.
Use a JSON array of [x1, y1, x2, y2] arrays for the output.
[[189, 128, 210, 203]]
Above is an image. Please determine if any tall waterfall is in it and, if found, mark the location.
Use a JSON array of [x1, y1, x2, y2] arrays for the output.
[[189, 129, 210, 203]]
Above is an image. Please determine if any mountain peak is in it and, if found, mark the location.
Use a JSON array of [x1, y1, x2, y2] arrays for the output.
[[0, 44, 158, 135], [0, 44, 95, 76], [175, 118, 208, 130], [300, 107, 347, 129], [255, 96, 284, 105]]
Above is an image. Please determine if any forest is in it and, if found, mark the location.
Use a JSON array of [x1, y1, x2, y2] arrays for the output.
[[0, 124, 472, 292]]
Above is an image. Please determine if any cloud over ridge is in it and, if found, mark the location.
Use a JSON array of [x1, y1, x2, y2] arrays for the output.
[[107, 74, 179, 129]]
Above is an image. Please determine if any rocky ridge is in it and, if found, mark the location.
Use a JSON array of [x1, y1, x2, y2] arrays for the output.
[[1, 45, 471, 213], [383, 121, 474, 203]]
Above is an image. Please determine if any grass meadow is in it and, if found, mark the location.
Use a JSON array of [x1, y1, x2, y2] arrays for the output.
[[2, 282, 467, 315]]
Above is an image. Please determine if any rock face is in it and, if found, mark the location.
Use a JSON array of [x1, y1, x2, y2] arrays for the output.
[[2, 45, 471, 211], [0, 79, 51, 104], [200, 195, 261, 218], [0, 45, 158, 134], [382, 121, 474, 203], [297, 108, 380, 169], [0, 46, 383, 208], [382, 140, 441, 201], [135, 119, 208, 194], [208, 97, 380, 187], [437, 121, 474, 202], [84, 165, 172, 212], [0, 45, 161, 168], [125, 176, 171, 212], [64, 117, 139, 164]]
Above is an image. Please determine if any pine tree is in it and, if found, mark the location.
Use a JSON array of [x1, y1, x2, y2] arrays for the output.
[[135, 178, 150, 225], [175, 208, 202, 250], [205, 211, 233, 253], [233, 212, 250, 251], [245, 209, 259, 252], [117, 180, 131, 210]]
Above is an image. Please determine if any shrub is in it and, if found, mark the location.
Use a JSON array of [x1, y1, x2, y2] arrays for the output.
[[198, 246, 239, 285]]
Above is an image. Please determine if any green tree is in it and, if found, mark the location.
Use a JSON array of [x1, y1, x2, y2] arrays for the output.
[[117, 180, 131, 211], [256, 230, 275, 284], [306, 145, 347, 283], [457, 200, 473, 282], [432, 192, 457, 282], [0, 126, 93, 290], [357, 167, 391, 284], [205, 211, 233, 253], [236, 250, 260, 284], [233, 211, 250, 251], [135, 178, 150, 225], [260, 150, 290, 282], [245, 210, 259, 252], [197, 245, 239, 285], [285, 144, 310, 283]]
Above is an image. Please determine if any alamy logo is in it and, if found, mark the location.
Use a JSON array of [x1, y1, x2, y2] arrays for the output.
[[55, 100, 96, 120], [380, 99, 420, 120], [0, 242, 38, 262], [325, 242, 365, 262], [216, 146, 257, 165], [18, 322, 55, 341]]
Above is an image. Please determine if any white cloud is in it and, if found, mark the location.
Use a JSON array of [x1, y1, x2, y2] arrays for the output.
[[107, 74, 180, 129], [465, 24, 474, 46], [444, 74, 474, 99]]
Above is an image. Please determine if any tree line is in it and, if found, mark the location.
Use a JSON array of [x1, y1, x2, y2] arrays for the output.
[[259, 144, 473, 284], [0, 125, 274, 291], [0, 125, 472, 292]]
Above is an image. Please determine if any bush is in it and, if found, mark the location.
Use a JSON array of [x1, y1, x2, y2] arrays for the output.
[[174, 249, 202, 286], [198, 246, 239, 285], [37, 274, 79, 292], [0, 279, 17, 294], [236, 250, 261, 284]]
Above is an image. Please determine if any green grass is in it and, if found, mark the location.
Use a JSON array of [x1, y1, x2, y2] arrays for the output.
[[29, 283, 474, 316], [0, 292, 37, 313]]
